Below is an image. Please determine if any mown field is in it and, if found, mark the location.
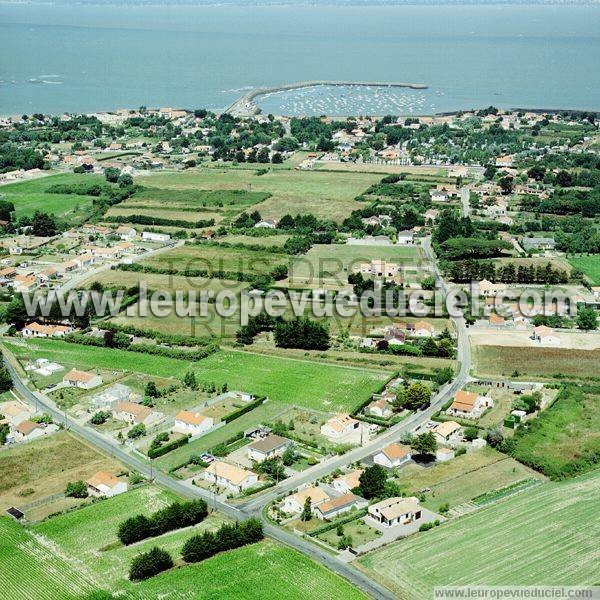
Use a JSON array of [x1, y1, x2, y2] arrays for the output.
[[394, 447, 541, 512], [4, 339, 389, 412], [0, 516, 99, 599], [137, 243, 291, 275], [138, 167, 380, 222], [568, 255, 600, 285], [506, 384, 600, 480], [0, 172, 102, 218], [472, 344, 600, 379], [359, 470, 600, 599], [0, 431, 124, 511]]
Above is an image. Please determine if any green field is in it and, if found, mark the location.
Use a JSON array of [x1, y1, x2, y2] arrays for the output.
[[4, 339, 389, 412], [0, 517, 98, 599], [568, 256, 600, 285], [506, 384, 600, 480], [137, 243, 290, 275], [0, 172, 103, 218], [138, 167, 380, 222], [394, 447, 541, 512], [359, 470, 600, 599], [472, 344, 600, 379], [135, 538, 368, 599]]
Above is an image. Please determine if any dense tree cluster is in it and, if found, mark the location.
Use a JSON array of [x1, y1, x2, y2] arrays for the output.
[[273, 317, 330, 350]]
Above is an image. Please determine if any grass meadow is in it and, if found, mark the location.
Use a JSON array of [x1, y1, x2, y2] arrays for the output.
[[358, 470, 600, 599], [568, 255, 600, 285], [138, 167, 380, 222], [0, 172, 102, 218], [4, 339, 389, 412]]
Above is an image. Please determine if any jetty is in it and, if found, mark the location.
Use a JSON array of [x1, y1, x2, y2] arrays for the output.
[[224, 80, 428, 116]]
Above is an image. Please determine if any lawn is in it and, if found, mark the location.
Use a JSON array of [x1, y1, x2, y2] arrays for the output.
[[137, 243, 290, 275], [568, 255, 600, 285], [0, 431, 124, 512], [394, 447, 541, 512], [358, 470, 600, 599], [4, 339, 389, 412], [0, 517, 99, 599], [0, 172, 102, 218], [506, 384, 600, 480], [138, 166, 380, 222], [472, 344, 600, 379], [135, 538, 368, 600]]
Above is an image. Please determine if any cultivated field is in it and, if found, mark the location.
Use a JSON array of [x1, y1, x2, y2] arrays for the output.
[[0, 517, 99, 599], [472, 343, 600, 379], [0, 431, 124, 512], [135, 538, 368, 599], [138, 167, 380, 222], [359, 470, 600, 599]]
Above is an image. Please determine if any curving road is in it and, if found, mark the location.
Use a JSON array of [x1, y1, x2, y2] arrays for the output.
[[2, 237, 470, 600]]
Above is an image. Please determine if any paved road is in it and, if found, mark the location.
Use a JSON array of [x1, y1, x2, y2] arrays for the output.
[[2, 237, 471, 600]]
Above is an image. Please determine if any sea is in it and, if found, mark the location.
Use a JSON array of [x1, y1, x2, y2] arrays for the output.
[[0, 3, 599, 116]]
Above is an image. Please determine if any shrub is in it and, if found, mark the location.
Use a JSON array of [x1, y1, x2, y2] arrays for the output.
[[419, 522, 435, 532], [129, 547, 173, 581], [65, 480, 88, 498]]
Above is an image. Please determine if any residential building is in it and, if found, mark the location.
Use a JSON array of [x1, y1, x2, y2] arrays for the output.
[[320, 413, 360, 440], [14, 420, 46, 442], [368, 496, 423, 527], [477, 279, 508, 297], [447, 390, 493, 419], [203, 461, 258, 493], [314, 493, 368, 520], [533, 325, 560, 345], [254, 219, 277, 229], [115, 226, 137, 240], [22, 322, 72, 338], [397, 230, 414, 245], [355, 260, 399, 280], [142, 231, 171, 243], [63, 369, 102, 390], [432, 421, 462, 445], [89, 383, 133, 411], [1, 403, 31, 426], [384, 328, 406, 346], [521, 237, 556, 252], [366, 398, 393, 419], [112, 401, 163, 426], [436, 447, 456, 462], [282, 486, 330, 514], [412, 320, 435, 337], [86, 471, 128, 498], [247, 434, 290, 462], [173, 411, 214, 436], [373, 443, 412, 468], [332, 469, 363, 494]]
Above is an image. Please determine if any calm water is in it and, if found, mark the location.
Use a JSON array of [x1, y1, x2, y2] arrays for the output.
[[0, 3, 599, 116]]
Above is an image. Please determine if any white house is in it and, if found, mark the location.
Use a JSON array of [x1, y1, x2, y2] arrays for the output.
[[446, 390, 493, 420], [112, 401, 163, 426], [314, 493, 368, 520], [22, 322, 72, 338], [367, 398, 393, 419], [173, 411, 213, 436], [254, 219, 277, 229], [86, 471, 128, 498], [436, 447, 455, 462], [247, 434, 290, 462], [320, 413, 360, 440], [332, 469, 363, 494], [63, 369, 102, 390], [282, 486, 330, 514], [368, 496, 423, 528], [373, 443, 412, 468], [142, 231, 171, 243], [533, 325, 560, 345], [115, 226, 137, 240], [397, 230, 414, 246], [203, 461, 258, 493], [432, 421, 462, 445], [412, 320, 435, 337]]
